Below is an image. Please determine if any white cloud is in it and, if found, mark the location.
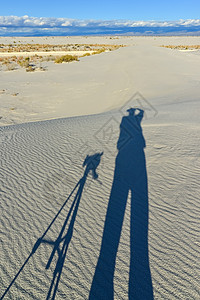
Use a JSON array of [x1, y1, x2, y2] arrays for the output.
[[0, 16, 200, 36], [0, 16, 200, 28]]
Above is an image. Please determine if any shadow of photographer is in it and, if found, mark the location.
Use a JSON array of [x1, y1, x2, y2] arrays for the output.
[[89, 108, 153, 299]]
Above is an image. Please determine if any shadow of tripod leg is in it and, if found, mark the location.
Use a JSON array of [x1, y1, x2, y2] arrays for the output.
[[46, 179, 85, 300], [45, 186, 81, 270]]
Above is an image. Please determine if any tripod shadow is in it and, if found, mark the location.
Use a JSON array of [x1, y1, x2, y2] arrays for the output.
[[1, 152, 103, 300], [43, 152, 103, 300], [89, 109, 153, 299]]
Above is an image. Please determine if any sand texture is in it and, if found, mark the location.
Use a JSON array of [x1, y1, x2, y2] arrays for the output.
[[0, 36, 200, 299]]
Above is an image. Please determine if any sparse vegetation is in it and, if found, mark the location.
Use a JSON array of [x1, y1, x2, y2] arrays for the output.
[[37, 66, 47, 71], [26, 65, 36, 72], [2, 59, 16, 71], [81, 53, 91, 57], [54, 55, 78, 63], [92, 49, 106, 55], [160, 45, 200, 50], [0, 42, 123, 54], [18, 57, 30, 68], [6, 63, 17, 71], [0, 42, 124, 71]]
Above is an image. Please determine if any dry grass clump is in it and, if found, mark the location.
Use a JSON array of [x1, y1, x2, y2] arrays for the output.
[[54, 55, 78, 63], [92, 48, 106, 55], [26, 65, 36, 72], [42, 55, 56, 62], [161, 45, 200, 50], [4, 62, 17, 71], [15, 57, 36, 72], [1, 58, 17, 71], [81, 53, 91, 57], [18, 57, 30, 68]]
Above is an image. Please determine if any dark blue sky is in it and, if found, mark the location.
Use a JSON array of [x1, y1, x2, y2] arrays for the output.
[[1, 0, 200, 20]]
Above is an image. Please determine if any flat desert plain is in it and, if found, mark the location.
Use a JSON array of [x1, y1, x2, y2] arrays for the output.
[[0, 36, 200, 299]]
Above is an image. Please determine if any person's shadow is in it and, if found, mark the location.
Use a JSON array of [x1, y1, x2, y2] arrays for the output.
[[89, 108, 153, 299]]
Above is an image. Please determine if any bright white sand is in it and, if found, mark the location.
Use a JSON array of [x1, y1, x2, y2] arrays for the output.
[[0, 50, 95, 57], [0, 36, 200, 299]]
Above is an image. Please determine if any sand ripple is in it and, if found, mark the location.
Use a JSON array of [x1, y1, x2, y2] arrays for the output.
[[1, 115, 200, 299]]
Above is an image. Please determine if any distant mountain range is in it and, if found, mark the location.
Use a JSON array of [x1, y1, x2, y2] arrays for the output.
[[0, 16, 200, 36]]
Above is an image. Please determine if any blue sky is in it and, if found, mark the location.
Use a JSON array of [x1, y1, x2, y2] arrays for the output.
[[1, 0, 200, 20]]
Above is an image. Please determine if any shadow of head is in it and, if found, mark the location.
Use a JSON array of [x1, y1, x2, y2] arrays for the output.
[[83, 152, 103, 179], [127, 107, 144, 117]]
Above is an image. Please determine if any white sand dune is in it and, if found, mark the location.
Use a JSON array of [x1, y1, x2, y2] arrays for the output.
[[0, 36, 200, 127], [0, 36, 200, 299]]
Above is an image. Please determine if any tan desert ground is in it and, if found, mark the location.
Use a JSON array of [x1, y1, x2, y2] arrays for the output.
[[0, 36, 200, 299]]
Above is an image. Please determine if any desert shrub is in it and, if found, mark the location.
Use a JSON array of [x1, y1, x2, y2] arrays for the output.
[[2, 59, 9, 65], [18, 57, 30, 68], [54, 55, 78, 63], [11, 56, 17, 61], [5, 63, 17, 71], [26, 65, 36, 72], [82, 53, 91, 57], [92, 49, 105, 55], [43, 55, 56, 62], [36, 66, 47, 71]]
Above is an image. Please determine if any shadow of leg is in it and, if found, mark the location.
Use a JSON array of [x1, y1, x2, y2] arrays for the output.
[[89, 175, 129, 299], [129, 166, 153, 300]]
